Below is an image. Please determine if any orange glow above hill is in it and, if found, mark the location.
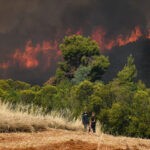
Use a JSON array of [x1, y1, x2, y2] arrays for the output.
[[0, 26, 149, 70], [92, 26, 143, 50], [12, 40, 61, 69]]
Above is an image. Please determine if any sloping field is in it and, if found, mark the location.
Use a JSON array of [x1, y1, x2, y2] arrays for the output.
[[0, 128, 150, 150], [0, 102, 82, 132]]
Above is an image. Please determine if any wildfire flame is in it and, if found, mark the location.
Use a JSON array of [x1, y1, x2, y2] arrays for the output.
[[92, 26, 143, 50], [146, 29, 150, 39], [0, 26, 149, 70], [10, 40, 61, 69], [0, 62, 9, 69]]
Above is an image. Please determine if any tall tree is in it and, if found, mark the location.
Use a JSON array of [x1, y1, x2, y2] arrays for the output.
[[59, 35, 100, 67], [117, 55, 137, 82], [57, 35, 110, 82]]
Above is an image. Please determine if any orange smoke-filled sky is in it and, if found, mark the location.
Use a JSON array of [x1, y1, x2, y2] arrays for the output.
[[0, 0, 149, 84], [1, 26, 149, 70]]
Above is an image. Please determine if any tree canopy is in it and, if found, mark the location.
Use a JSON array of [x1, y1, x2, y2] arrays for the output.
[[56, 35, 110, 83], [59, 35, 100, 67]]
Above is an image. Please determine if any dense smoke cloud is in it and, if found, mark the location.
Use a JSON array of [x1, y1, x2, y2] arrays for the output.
[[0, 0, 149, 35], [0, 0, 149, 84]]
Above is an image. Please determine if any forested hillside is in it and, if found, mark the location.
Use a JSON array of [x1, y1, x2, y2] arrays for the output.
[[0, 35, 150, 138]]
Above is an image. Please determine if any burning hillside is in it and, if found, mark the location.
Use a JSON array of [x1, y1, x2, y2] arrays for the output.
[[0, 26, 149, 70], [0, 0, 149, 84]]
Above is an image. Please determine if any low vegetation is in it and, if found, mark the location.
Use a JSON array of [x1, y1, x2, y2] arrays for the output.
[[0, 101, 82, 132]]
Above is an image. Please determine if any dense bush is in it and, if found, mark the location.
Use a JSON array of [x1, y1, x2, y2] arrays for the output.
[[56, 35, 110, 82]]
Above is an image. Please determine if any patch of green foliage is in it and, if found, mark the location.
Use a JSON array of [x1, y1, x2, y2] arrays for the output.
[[56, 35, 110, 82]]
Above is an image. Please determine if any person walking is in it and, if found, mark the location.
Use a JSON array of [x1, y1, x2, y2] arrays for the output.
[[89, 112, 96, 133], [82, 111, 89, 132]]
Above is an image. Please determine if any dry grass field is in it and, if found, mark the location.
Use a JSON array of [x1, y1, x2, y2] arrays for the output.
[[0, 102, 82, 132], [0, 101, 150, 150]]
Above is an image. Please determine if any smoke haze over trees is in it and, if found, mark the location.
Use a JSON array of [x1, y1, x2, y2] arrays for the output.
[[0, 0, 149, 85]]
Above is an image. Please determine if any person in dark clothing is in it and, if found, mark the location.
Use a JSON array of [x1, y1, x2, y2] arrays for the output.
[[90, 112, 96, 133], [82, 111, 89, 131]]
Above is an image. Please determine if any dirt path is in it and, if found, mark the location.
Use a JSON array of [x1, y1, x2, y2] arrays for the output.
[[0, 129, 149, 150]]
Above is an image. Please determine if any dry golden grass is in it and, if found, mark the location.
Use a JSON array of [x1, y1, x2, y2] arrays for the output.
[[0, 101, 83, 132]]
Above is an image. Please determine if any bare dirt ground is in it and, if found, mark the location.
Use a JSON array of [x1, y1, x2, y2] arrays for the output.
[[0, 129, 150, 150]]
